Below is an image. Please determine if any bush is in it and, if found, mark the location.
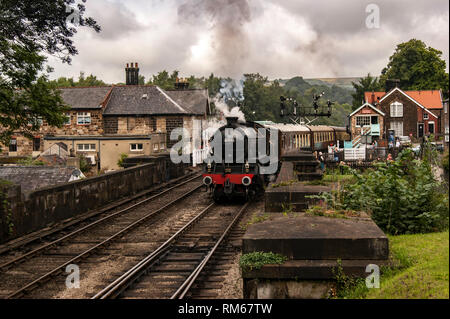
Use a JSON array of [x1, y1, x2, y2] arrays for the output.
[[318, 149, 449, 235], [78, 154, 91, 174], [117, 153, 128, 168], [443, 151, 449, 173]]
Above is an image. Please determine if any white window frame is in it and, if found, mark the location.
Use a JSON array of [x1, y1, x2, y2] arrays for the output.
[[130, 143, 143, 152], [390, 102, 403, 118], [356, 116, 371, 127], [160, 142, 165, 150], [77, 112, 91, 125], [153, 143, 159, 151], [423, 113, 429, 120], [77, 143, 96, 151], [390, 121, 403, 137]]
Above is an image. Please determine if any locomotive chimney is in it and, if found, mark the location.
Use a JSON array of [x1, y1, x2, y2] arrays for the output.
[[125, 62, 140, 85], [225, 117, 239, 126]]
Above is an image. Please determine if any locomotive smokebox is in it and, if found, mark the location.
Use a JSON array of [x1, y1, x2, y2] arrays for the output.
[[225, 116, 239, 126]]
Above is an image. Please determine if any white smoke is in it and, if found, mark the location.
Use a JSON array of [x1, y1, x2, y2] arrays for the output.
[[213, 78, 246, 123]]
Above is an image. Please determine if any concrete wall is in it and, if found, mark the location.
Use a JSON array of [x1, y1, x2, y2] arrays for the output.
[[0, 157, 185, 244]]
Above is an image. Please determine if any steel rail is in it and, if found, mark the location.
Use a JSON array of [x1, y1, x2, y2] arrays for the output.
[[0, 173, 201, 272], [91, 202, 216, 299], [6, 184, 203, 299], [170, 202, 250, 299]]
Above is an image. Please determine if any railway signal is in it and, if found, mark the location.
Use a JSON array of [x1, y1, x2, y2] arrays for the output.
[[280, 92, 334, 125]]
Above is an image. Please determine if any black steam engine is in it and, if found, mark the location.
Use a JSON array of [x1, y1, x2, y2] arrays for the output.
[[202, 117, 280, 203]]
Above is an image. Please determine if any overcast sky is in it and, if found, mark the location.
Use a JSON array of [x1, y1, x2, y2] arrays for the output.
[[47, 0, 449, 83]]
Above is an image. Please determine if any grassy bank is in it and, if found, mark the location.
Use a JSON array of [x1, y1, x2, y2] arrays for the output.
[[342, 231, 449, 299]]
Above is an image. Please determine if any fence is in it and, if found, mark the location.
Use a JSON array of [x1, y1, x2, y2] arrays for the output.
[[192, 148, 209, 167], [344, 148, 366, 160]]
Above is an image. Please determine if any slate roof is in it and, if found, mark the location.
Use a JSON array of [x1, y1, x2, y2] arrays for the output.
[[59, 86, 112, 109], [165, 89, 210, 115], [103, 86, 209, 116], [0, 166, 83, 193]]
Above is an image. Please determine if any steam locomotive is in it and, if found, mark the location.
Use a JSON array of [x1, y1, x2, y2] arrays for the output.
[[202, 118, 350, 202], [202, 117, 279, 202]]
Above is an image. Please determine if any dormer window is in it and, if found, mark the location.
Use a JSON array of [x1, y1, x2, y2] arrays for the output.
[[423, 113, 429, 120], [390, 101, 403, 117]]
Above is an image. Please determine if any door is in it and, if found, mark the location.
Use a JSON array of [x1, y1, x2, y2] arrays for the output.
[[418, 123, 424, 138]]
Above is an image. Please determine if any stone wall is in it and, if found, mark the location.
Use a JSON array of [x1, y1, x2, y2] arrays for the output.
[[0, 157, 185, 244]]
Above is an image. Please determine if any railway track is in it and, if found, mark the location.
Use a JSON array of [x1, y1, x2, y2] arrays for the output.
[[0, 172, 207, 299], [92, 202, 250, 299]]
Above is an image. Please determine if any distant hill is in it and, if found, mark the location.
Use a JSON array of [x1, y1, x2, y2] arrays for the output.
[[272, 77, 362, 91], [281, 76, 354, 105]]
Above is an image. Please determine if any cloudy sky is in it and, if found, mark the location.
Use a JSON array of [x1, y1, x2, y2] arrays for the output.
[[47, 0, 449, 83]]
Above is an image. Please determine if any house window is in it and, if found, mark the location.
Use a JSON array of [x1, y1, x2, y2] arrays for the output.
[[423, 113, 429, 120], [445, 103, 448, 114], [390, 102, 403, 117], [130, 143, 143, 151], [428, 122, 435, 134], [9, 138, 17, 152], [33, 138, 41, 151], [153, 143, 159, 151], [356, 116, 371, 126], [160, 143, 165, 150], [77, 144, 96, 151], [371, 116, 378, 124], [77, 112, 91, 125], [390, 121, 403, 136], [64, 113, 71, 125]]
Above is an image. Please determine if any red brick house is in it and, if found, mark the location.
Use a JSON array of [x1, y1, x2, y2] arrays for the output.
[[349, 87, 444, 142]]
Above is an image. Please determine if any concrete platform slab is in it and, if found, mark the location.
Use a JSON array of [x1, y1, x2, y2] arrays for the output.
[[265, 183, 331, 212], [242, 215, 389, 260]]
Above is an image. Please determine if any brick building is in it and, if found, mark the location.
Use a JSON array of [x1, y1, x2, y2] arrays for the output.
[[1, 63, 211, 170], [349, 86, 445, 143]]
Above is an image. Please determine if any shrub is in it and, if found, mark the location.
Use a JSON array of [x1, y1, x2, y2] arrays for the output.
[[117, 153, 128, 168], [317, 149, 449, 235], [78, 154, 91, 174], [239, 252, 287, 271]]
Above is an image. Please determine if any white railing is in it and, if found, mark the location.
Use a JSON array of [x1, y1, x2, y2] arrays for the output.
[[192, 147, 209, 167], [344, 148, 366, 160]]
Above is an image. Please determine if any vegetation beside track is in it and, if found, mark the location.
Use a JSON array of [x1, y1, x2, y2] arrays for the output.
[[338, 231, 449, 299]]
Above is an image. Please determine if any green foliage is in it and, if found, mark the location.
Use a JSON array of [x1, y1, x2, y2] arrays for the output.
[[331, 259, 367, 298], [0, 0, 99, 145], [16, 156, 44, 166], [340, 231, 449, 299], [50, 72, 107, 87], [317, 149, 449, 234], [351, 73, 382, 110], [442, 151, 449, 173], [0, 184, 14, 236], [239, 252, 287, 272], [380, 39, 449, 98], [240, 213, 270, 230], [117, 153, 128, 168], [78, 154, 91, 174], [281, 203, 293, 216]]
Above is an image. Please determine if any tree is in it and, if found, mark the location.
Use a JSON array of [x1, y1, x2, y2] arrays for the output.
[[380, 39, 449, 97], [351, 73, 382, 110], [0, 0, 100, 145]]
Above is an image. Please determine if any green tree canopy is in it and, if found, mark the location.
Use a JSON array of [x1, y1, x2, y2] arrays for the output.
[[0, 0, 100, 144], [380, 39, 449, 97], [351, 73, 382, 110]]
